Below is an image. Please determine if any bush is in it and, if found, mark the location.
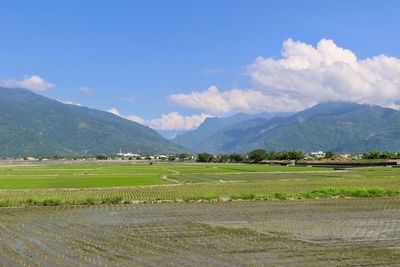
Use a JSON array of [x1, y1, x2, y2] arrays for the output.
[[82, 198, 96, 205], [41, 198, 62, 206], [230, 193, 256, 200], [0, 199, 11, 207], [101, 196, 123, 204]]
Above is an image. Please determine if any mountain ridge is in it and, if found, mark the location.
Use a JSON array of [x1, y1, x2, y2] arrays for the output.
[[184, 101, 400, 153], [172, 112, 291, 151], [0, 87, 186, 157]]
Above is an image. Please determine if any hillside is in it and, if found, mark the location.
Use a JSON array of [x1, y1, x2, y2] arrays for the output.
[[172, 112, 290, 151], [0, 87, 186, 157], [194, 102, 400, 153]]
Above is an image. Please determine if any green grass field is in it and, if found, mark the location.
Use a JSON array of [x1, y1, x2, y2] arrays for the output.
[[0, 161, 399, 206], [0, 162, 332, 189]]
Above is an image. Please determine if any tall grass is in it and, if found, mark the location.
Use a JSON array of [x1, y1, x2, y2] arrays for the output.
[[0, 187, 398, 207]]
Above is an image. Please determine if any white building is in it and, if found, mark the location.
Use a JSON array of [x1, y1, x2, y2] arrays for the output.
[[309, 151, 326, 158]]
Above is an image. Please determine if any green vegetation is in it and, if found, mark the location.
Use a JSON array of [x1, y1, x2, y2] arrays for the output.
[[0, 161, 399, 207], [197, 152, 214, 162], [0, 161, 398, 207], [244, 149, 305, 163], [0, 162, 334, 189], [0, 87, 184, 157], [1, 161, 400, 265], [362, 151, 400, 159], [186, 102, 400, 153], [0, 185, 399, 207], [248, 149, 267, 162]]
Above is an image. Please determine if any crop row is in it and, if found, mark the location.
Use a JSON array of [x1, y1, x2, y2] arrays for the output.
[[0, 184, 399, 207]]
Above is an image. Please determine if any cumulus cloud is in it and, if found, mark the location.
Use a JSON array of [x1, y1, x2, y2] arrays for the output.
[[169, 85, 305, 114], [80, 86, 91, 95], [247, 38, 400, 109], [169, 39, 400, 113], [3, 75, 55, 92], [146, 112, 209, 130], [107, 107, 208, 130]]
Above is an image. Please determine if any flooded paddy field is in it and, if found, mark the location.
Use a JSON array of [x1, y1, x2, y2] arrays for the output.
[[1, 197, 399, 266]]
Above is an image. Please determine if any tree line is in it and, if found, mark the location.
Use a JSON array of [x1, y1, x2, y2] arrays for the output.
[[197, 149, 305, 163], [362, 151, 400, 159]]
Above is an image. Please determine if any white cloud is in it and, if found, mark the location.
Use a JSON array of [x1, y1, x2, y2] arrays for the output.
[[169, 39, 400, 113], [80, 86, 91, 95], [247, 38, 400, 109], [107, 107, 122, 116], [107, 107, 208, 130], [126, 114, 145, 124], [3, 75, 55, 92], [169, 85, 306, 114], [60, 100, 81, 106], [146, 112, 209, 130]]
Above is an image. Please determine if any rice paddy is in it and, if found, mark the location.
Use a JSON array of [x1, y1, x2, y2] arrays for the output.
[[1, 198, 399, 266], [0, 161, 334, 190], [1, 161, 400, 265]]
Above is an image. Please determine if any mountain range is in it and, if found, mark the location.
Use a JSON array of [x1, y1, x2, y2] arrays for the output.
[[0, 87, 185, 157], [2, 87, 400, 157], [172, 112, 291, 151], [173, 102, 400, 153]]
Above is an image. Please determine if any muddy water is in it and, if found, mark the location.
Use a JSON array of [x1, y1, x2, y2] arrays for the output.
[[0, 198, 399, 266]]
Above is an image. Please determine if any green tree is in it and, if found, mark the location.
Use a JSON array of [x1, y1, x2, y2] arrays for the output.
[[197, 152, 213, 162], [229, 153, 244, 163], [287, 150, 305, 160], [218, 154, 230, 163], [178, 153, 189, 161], [95, 154, 107, 160], [325, 151, 335, 159], [248, 149, 266, 163]]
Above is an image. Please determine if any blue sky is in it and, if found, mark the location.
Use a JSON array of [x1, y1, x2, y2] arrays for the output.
[[1, 0, 400, 132]]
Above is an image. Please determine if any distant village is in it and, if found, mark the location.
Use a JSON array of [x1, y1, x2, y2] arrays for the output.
[[1, 150, 375, 162]]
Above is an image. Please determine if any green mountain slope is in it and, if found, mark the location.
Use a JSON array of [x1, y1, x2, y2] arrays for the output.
[[0, 87, 186, 157], [196, 102, 400, 153], [172, 112, 290, 151]]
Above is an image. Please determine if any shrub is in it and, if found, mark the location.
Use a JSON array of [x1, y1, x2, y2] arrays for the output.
[[101, 196, 123, 204], [230, 193, 256, 200], [41, 198, 62, 206]]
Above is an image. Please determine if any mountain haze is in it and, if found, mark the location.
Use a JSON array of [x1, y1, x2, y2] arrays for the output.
[[190, 102, 400, 153], [0, 87, 185, 157], [172, 112, 290, 151]]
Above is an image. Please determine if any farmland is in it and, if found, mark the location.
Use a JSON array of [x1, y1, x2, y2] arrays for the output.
[[0, 161, 400, 205], [1, 161, 400, 265], [0, 162, 333, 190], [1, 198, 399, 265]]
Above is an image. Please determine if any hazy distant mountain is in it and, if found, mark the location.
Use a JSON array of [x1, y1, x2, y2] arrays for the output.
[[192, 102, 400, 153], [0, 87, 186, 157], [157, 130, 187, 140], [172, 112, 291, 151]]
